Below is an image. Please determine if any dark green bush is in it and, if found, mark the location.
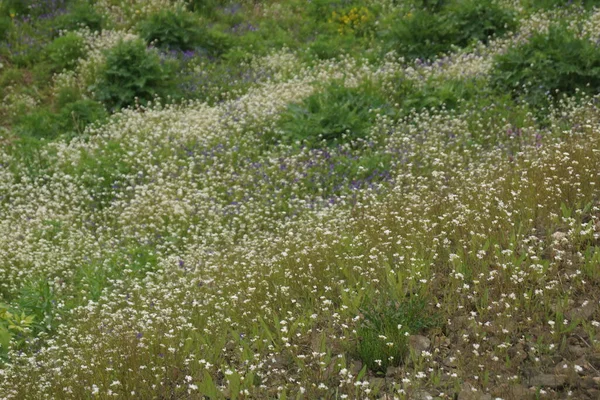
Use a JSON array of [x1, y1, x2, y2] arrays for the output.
[[138, 8, 203, 51], [411, 0, 447, 12], [385, 10, 454, 61], [13, 100, 106, 139], [196, 28, 231, 57], [491, 26, 600, 109], [384, 75, 482, 118], [1, 0, 62, 18], [444, 0, 516, 48], [187, 0, 228, 17], [0, 15, 11, 41], [55, 1, 104, 32], [92, 39, 174, 111], [58, 99, 108, 135], [385, 0, 516, 60], [14, 109, 62, 139], [45, 33, 85, 72], [278, 82, 394, 147], [138, 8, 231, 55]]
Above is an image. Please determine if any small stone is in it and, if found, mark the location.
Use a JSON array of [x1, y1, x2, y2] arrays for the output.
[[385, 366, 399, 377], [350, 360, 363, 375], [566, 301, 597, 321], [510, 386, 534, 399], [568, 345, 587, 359], [412, 390, 434, 400], [408, 335, 431, 355], [529, 374, 567, 388], [508, 343, 528, 363], [449, 316, 469, 331], [580, 377, 600, 390], [493, 384, 534, 399], [457, 383, 490, 400]]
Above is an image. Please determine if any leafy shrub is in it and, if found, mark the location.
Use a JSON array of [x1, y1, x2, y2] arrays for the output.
[[14, 100, 107, 139], [356, 295, 437, 373], [196, 28, 231, 57], [0, 15, 11, 41], [58, 99, 108, 135], [385, 0, 516, 60], [138, 8, 204, 51], [187, 0, 228, 17], [444, 0, 516, 47], [1, 0, 65, 18], [92, 39, 174, 110], [491, 26, 600, 109], [13, 109, 62, 139], [307, 34, 358, 60], [385, 10, 453, 61], [384, 75, 482, 118], [45, 32, 86, 72], [54, 1, 104, 32], [412, 0, 447, 12], [308, 0, 343, 22], [138, 8, 231, 56], [0, 303, 35, 359], [277, 82, 393, 147]]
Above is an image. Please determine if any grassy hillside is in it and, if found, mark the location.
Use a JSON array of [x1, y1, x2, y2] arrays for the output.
[[1, 0, 600, 399]]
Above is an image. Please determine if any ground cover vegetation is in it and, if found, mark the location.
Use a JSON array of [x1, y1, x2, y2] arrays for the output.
[[1, 0, 600, 398]]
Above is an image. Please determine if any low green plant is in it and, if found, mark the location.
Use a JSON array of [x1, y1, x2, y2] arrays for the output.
[[138, 8, 204, 51], [387, 76, 482, 116], [384, 0, 516, 60], [384, 9, 452, 61], [54, 1, 104, 32], [278, 82, 394, 147], [45, 32, 86, 73], [356, 295, 437, 373], [0, 303, 35, 358], [307, 0, 343, 22], [13, 100, 107, 139], [0, 15, 11, 41], [444, 0, 516, 47], [92, 39, 175, 110], [16, 280, 54, 334], [187, 0, 228, 17], [13, 108, 62, 139], [491, 25, 600, 109], [58, 99, 108, 136]]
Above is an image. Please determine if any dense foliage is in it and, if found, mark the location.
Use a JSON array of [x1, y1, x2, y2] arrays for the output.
[[92, 38, 174, 110], [1, 1, 600, 399], [492, 25, 600, 108]]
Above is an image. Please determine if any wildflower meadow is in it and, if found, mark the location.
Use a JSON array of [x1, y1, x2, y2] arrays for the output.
[[1, 0, 600, 399]]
